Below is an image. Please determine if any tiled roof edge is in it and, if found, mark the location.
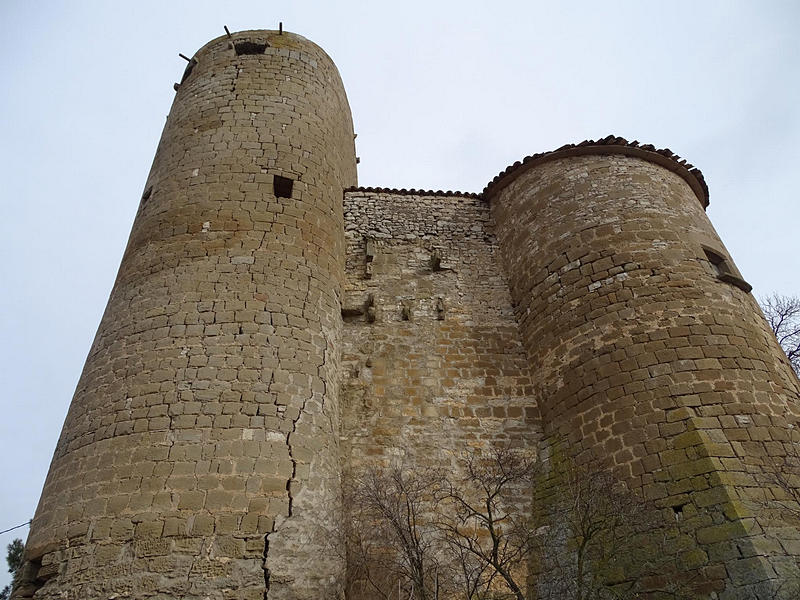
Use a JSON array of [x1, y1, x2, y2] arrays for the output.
[[345, 186, 482, 199], [482, 135, 709, 208]]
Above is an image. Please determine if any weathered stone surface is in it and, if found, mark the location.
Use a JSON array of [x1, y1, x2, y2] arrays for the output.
[[340, 189, 539, 478], [13, 29, 800, 600], [490, 154, 800, 596], [15, 29, 356, 600]]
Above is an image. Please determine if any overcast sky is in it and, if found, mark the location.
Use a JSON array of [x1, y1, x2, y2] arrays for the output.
[[1, 1, 798, 586]]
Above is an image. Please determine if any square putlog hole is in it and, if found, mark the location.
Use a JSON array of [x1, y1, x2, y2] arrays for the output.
[[273, 175, 294, 199]]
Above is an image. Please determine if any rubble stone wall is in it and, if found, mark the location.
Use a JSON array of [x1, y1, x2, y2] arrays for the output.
[[340, 190, 539, 472]]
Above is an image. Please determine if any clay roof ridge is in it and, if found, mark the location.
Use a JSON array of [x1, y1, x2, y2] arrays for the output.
[[345, 186, 482, 199], [482, 135, 709, 207]]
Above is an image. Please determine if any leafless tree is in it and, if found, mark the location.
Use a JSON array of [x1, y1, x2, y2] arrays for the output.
[[435, 445, 537, 600], [339, 445, 696, 600], [753, 430, 800, 600], [769, 430, 800, 524], [534, 462, 639, 600], [342, 465, 446, 600], [442, 538, 495, 600], [531, 453, 701, 600], [761, 294, 800, 375]]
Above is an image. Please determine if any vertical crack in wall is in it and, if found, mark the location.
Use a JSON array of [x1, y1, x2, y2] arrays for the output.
[[263, 525, 274, 599], [283, 281, 325, 518], [321, 344, 333, 437], [231, 60, 241, 94], [285, 360, 316, 518], [260, 334, 313, 597], [261, 277, 335, 597], [285, 425, 298, 518]]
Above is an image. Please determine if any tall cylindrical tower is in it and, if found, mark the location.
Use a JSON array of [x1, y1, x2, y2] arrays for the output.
[[488, 138, 800, 597], [16, 30, 356, 600]]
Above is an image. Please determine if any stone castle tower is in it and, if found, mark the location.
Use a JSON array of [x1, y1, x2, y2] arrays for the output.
[[13, 29, 800, 599]]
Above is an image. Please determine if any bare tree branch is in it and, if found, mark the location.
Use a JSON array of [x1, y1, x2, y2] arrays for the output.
[[336, 443, 701, 599], [435, 445, 537, 600], [761, 294, 800, 375], [342, 465, 446, 599]]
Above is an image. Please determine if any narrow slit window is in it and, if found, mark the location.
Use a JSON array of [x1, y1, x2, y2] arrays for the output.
[[703, 247, 729, 278], [273, 175, 293, 199], [702, 246, 752, 293], [234, 41, 268, 55]]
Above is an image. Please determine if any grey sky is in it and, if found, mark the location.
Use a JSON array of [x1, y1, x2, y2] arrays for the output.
[[1, 0, 798, 586]]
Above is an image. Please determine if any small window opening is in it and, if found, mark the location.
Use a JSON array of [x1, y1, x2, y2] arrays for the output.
[[401, 302, 411, 321], [273, 175, 293, 199], [672, 504, 685, 521], [430, 250, 442, 272], [235, 41, 268, 56], [341, 306, 365, 322], [702, 246, 752, 293], [180, 58, 197, 83], [703, 247, 729, 278]]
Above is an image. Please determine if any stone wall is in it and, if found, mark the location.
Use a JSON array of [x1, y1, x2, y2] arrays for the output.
[[338, 188, 539, 595], [340, 190, 539, 471], [14, 27, 800, 600], [16, 30, 356, 600], [489, 151, 800, 597]]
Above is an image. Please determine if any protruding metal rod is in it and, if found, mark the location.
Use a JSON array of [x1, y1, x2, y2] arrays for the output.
[[179, 53, 191, 62], [279, 22, 283, 34], [224, 25, 231, 38]]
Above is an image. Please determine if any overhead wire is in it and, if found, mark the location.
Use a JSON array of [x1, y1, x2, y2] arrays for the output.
[[0, 521, 31, 536]]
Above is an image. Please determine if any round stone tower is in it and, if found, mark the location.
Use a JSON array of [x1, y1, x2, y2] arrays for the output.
[[15, 30, 356, 599], [487, 138, 800, 597]]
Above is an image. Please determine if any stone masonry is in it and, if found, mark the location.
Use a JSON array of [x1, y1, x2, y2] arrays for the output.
[[13, 29, 800, 600]]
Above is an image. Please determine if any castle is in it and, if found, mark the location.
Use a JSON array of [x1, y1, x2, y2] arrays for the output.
[[12, 29, 800, 599]]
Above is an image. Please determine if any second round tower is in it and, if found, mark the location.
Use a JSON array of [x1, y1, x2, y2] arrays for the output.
[[487, 140, 800, 596]]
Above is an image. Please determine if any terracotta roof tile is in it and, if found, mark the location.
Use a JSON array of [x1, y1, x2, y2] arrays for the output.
[[483, 135, 709, 208], [348, 136, 708, 208], [345, 186, 481, 199]]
